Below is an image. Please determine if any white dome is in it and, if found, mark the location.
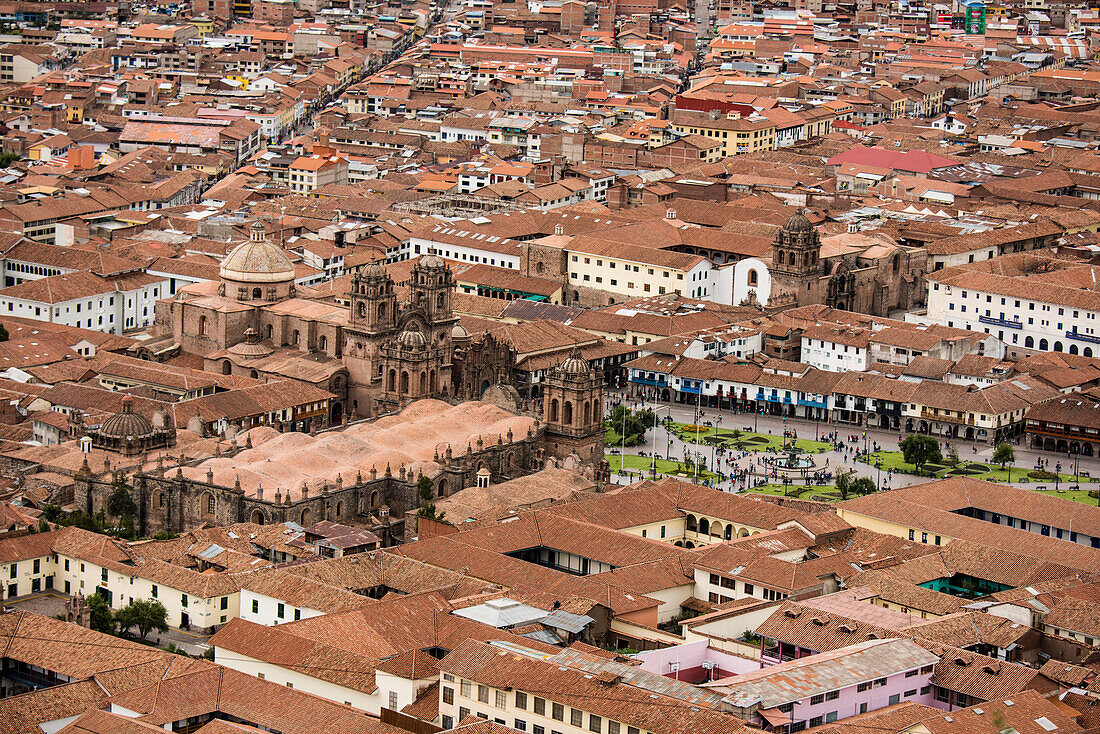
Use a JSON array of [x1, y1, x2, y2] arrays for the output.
[[220, 240, 295, 284]]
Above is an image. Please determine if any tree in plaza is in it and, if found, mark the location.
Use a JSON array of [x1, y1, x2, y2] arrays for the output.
[[836, 470, 854, 500], [87, 593, 115, 635], [608, 405, 656, 445], [682, 456, 694, 475], [850, 476, 877, 496], [992, 443, 1016, 482], [899, 435, 942, 471], [114, 599, 169, 642]]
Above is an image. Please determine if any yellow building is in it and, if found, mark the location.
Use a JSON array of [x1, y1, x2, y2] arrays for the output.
[[669, 110, 777, 156]]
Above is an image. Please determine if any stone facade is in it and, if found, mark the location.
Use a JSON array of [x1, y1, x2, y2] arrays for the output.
[[158, 222, 522, 420], [71, 351, 608, 538], [73, 418, 588, 540], [767, 213, 926, 316]]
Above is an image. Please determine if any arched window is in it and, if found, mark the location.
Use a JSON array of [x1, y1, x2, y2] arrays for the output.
[[418, 371, 427, 394], [563, 401, 573, 424], [222, 360, 232, 375], [335, 501, 344, 518], [300, 507, 312, 526], [1086, 347, 1094, 358], [202, 492, 215, 516], [549, 399, 559, 422], [582, 401, 591, 426], [777, 251, 785, 265], [1071, 344, 1080, 355], [358, 302, 366, 318], [252, 287, 262, 300], [747, 269, 758, 286], [893, 254, 900, 272], [387, 369, 396, 392], [378, 302, 386, 319], [156, 492, 165, 508], [266, 325, 273, 340], [292, 329, 300, 346], [319, 335, 327, 351], [1055, 341, 1064, 352], [686, 514, 697, 532], [724, 525, 732, 540], [699, 517, 710, 535], [1025, 336, 1034, 348], [400, 370, 409, 395], [199, 315, 208, 336], [437, 293, 445, 309], [1040, 338, 1049, 351], [249, 369, 258, 379]]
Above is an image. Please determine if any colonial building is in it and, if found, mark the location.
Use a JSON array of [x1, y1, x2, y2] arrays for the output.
[[74, 352, 609, 536], [155, 220, 518, 420], [766, 212, 926, 316]]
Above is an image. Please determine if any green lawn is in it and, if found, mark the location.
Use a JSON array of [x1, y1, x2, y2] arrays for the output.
[[1035, 489, 1099, 505], [605, 428, 635, 447], [606, 453, 718, 481], [744, 483, 838, 501], [672, 425, 832, 454], [859, 451, 1089, 484]]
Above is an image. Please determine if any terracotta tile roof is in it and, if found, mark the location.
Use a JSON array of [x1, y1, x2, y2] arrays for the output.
[[838, 478, 1100, 570], [0, 679, 110, 734], [912, 689, 1076, 734], [108, 663, 408, 734], [401, 680, 440, 721], [439, 639, 750, 734], [0, 610, 170, 682], [211, 618, 380, 693]]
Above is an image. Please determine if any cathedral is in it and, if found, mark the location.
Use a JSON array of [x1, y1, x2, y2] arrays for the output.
[[81, 219, 610, 539], [766, 212, 926, 316], [153, 220, 514, 422]]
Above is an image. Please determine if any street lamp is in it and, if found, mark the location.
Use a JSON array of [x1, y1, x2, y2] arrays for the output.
[[650, 405, 672, 478]]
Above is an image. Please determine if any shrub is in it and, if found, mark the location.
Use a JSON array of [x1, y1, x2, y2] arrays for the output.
[[1028, 470, 1057, 480]]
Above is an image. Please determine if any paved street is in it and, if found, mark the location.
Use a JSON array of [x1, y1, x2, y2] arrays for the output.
[[603, 391, 1100, 495]]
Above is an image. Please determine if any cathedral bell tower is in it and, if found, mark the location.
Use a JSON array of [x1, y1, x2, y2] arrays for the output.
[[349, 257, 397, 335], [542, 347, 605, 468], [409, 250, 455, 326], [772, 211, 822, 278]]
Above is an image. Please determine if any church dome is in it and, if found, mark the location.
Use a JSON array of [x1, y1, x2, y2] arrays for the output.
[[397, 329, 427, 349], [220, 235, 295, 284], [99, 395, 155, 440], [419, 251, 445, 269], [451, 323, 470, 340], [557, 348, 590, 376], [782, 212, 815, 234], [227, 327, 274, 359], [361, 255, 387, 280]]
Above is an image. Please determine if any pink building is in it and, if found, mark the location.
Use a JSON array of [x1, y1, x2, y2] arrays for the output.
[[633, 640, 759, 684], [704, 638, 939, 732]]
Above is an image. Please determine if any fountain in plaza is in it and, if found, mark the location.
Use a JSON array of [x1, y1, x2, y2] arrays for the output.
[[768, 446, 815, 470], [754, 444, 821, 485]]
